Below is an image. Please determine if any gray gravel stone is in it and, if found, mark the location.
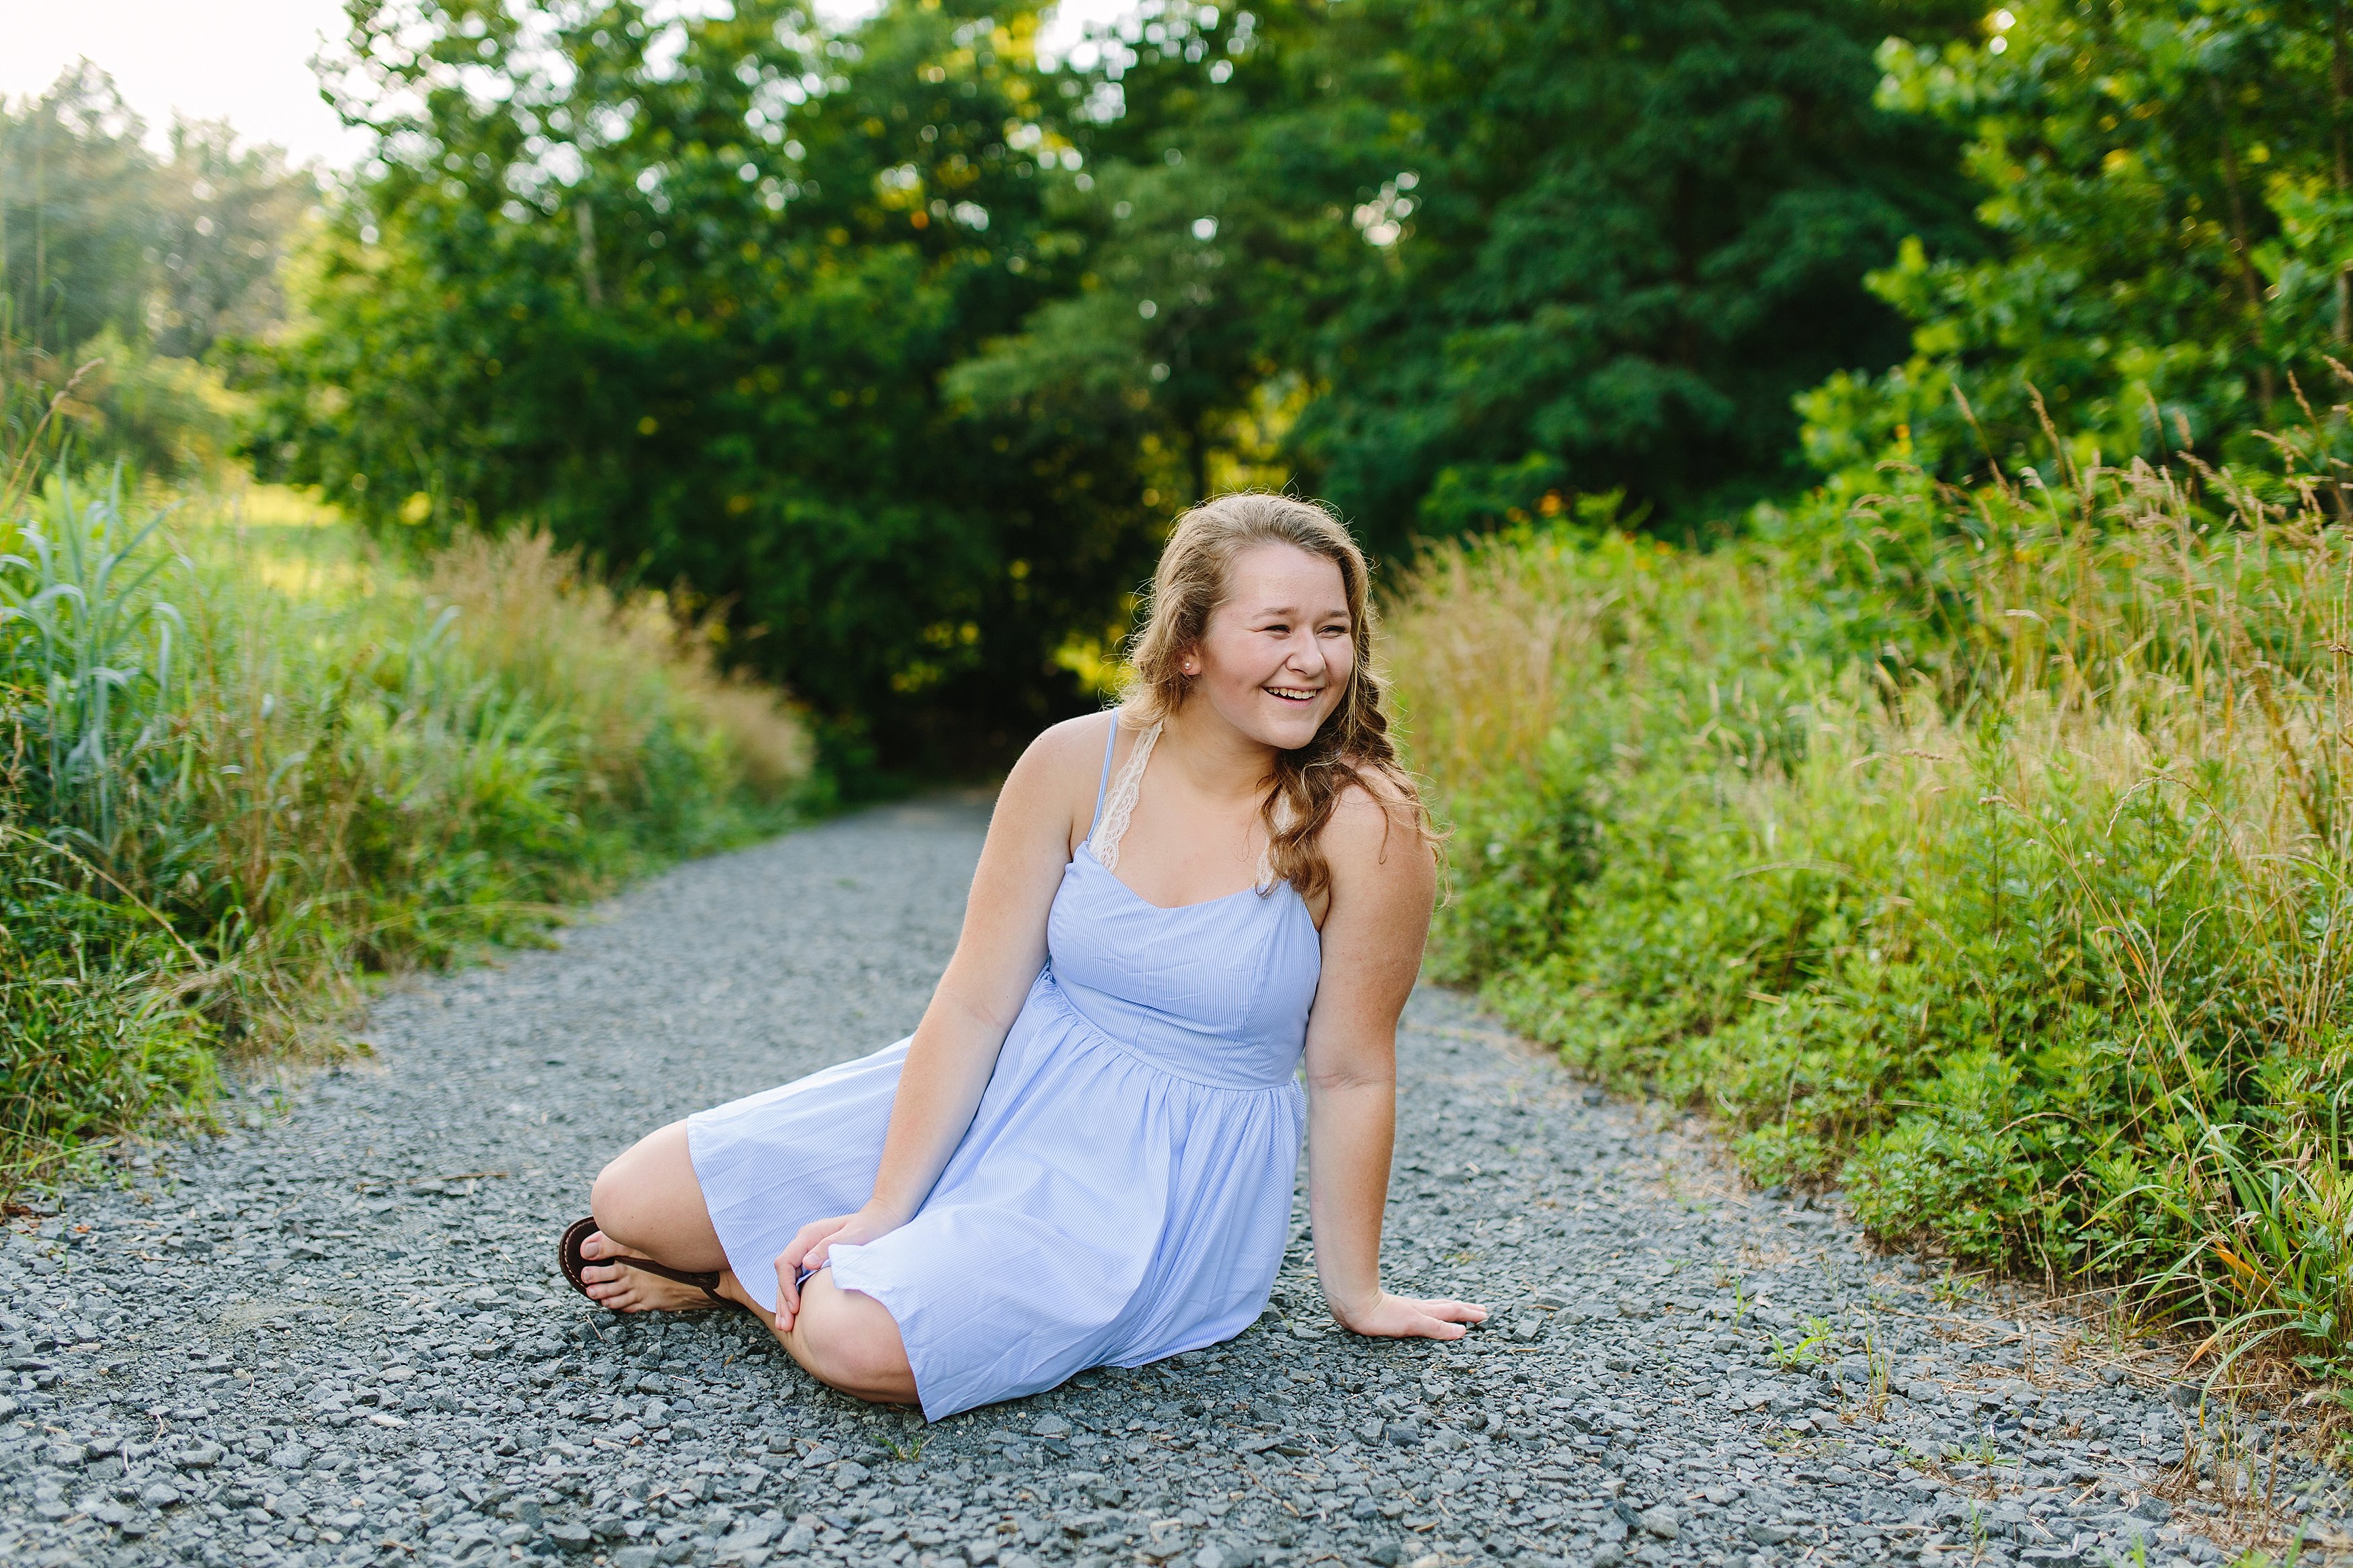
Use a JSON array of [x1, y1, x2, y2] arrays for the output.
[[1, 800, 2348, 1568]]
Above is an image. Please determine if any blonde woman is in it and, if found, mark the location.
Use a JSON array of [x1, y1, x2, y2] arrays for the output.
[[560, 493, 1485, 1418]]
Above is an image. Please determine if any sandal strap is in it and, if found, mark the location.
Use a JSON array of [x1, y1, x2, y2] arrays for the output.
[[611, 1254, 725, 1294], [559, 1216, 740, 1313], [560, 1216, 723, 1296]]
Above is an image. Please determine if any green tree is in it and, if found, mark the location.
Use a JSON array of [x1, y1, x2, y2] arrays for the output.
[[2, 67, 313, 361], [1800, 0, 2353, 485], [0, 65, 313, 479], [0, 65, 159, 356], [152, 118, 316, 362], [1307, 0, 1982, 546], [949, 0, 1348, 519], [263, 0, 1995, 761], [1009, 0, 1981, 556], [260, 0, 1162, 769]]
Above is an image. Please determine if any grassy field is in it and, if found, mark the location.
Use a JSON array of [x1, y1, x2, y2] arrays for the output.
[[1388, 456, 2353, 1384], [1, 476, 815, 1191]]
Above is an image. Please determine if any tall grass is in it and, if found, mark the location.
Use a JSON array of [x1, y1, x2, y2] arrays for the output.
[[0, 475, 814, 1188], [1388, 454, 2353, 1381], [2, 471, 185, 843]]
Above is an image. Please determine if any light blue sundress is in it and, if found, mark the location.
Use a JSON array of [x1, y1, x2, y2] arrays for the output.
[[687, 714, 1321, 1419]]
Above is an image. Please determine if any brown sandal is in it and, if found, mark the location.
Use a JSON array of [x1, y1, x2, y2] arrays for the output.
[[559, 1216, 737, 1311]]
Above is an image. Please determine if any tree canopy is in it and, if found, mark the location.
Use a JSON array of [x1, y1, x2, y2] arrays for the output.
[[3, 66, 312, 362], [257, 0, 1980, 764], [1801, 0, 2353, 483], [257, 0, 1172, 771], [1, 65, 313, 476]]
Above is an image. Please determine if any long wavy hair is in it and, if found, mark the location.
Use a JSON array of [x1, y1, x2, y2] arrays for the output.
[[1121, 492, 1438, 901]]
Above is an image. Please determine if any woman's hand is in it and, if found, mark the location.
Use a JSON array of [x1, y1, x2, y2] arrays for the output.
[[772, 1204, 904, 1333], [1331, 1290, 1488, 1341]]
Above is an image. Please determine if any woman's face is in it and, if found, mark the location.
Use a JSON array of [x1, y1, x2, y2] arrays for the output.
[[1184, 542, 1355, 751]]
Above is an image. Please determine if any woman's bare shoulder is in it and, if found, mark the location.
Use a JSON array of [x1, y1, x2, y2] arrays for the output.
[[997, 711, 1118, 825], [1015, 710, 1117, 778], [1321, 763, 1435, 885]]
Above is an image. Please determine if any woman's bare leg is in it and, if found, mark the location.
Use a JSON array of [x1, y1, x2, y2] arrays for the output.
[[582, 1122, 919, 1405], [579, 1122, 729, 1312], [779, 1272, 917, 1405]]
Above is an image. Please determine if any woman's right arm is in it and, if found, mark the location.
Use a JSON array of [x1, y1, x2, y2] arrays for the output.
[[770, 716, 1102, 1328]]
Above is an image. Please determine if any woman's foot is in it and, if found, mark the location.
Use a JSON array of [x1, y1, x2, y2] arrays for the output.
[[576, 1229, 725, 1313]]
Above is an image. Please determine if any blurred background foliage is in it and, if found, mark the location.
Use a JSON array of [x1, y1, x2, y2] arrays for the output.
[[1807, 0, 2353, 485], [14, 0, 2353, 766], [1, 66, 314, 481], [240, 0, 1993, 772]]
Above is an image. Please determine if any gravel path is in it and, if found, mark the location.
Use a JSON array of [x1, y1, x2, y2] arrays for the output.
[[3, 802, 2349, 1568]]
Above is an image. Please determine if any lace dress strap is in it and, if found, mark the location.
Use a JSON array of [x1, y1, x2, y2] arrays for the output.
[[1087, 712, 1119, 837], [1087, 719, 1162, 872], [1257, 790, 1289, 892]]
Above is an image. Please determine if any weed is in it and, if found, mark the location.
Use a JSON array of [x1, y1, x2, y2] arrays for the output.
[[1946, 1433, 2007, 1466], [2228, 1532, 2308, 1568], [1720, 1269, 1749, 1315], [1773, 1316, 1834, 1369], [1862, 1323, 1894, 1421], [1929, 1275, 1975, 1308]]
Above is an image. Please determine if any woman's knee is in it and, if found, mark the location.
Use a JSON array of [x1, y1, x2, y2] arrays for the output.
[[793, 1285, 912, 1401], [587, 1160, 635, 1241], [589, 1122, 690, 1245]]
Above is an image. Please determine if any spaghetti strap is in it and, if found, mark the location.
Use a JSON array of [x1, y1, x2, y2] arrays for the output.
[[1088, 720, 1160, 871], [1088, 712, 1119, 837]]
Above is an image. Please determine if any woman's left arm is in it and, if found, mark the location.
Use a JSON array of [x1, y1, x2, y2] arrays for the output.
[[1302, 784, 1488, 1339]]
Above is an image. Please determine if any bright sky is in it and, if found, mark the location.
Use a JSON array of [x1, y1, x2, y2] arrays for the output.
[[0, 0, 1131, 171], [0, 0, 370, 167]]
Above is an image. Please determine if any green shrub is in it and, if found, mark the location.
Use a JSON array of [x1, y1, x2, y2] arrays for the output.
[[1390, 452, 2353, 1377]]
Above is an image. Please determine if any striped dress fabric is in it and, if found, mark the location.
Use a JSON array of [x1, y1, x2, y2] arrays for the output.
[[686, 714, 1321, 1419]]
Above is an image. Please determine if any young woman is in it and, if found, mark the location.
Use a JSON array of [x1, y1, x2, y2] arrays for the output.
[[560, 492, 1485, 1420]]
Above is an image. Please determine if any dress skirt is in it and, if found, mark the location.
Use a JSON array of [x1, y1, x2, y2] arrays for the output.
[[686, 966, 1306, 1420]]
